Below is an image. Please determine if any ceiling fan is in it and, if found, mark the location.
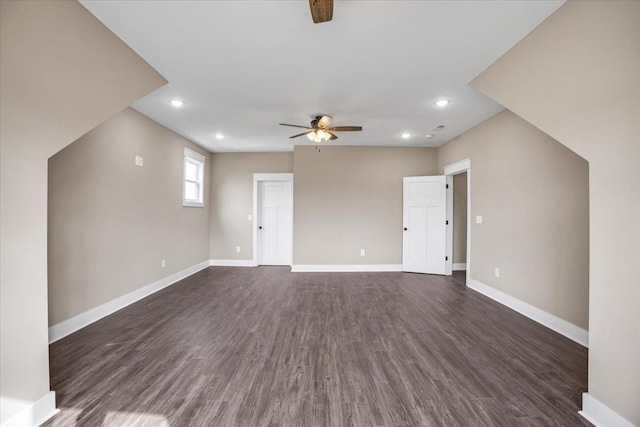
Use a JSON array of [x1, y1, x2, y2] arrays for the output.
[[280, 115, 363, 143], [309, 0, 333, 24]]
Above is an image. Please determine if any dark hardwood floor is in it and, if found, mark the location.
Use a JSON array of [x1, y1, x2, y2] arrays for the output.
[[46, 267, 590, 426]]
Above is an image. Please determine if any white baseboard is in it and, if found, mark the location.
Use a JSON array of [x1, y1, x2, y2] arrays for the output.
[[1, 392, 57, 427], [291, 264, 402, 272], [209, 259, 257, 267], [579, 393, 635, 427], [48, 260, 210, 343], [453, 263, 467, 271], [467, 278, 588, 347]]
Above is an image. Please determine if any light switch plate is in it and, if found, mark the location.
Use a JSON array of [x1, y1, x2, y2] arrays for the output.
[[495, 267, 500, 278], [360, 249, 366, 257], [135, 156, 144, 166], [236, 246, 241, 253], [248, 214, 252, 221], [475, 215, 483, 224]]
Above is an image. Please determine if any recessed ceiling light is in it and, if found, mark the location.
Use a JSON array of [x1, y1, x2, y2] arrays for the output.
[[215, 133, 224, 140], [435, 99, 450, 107], [426, 134, 434, 138], [401, 132, 411, 139], [169, 99, 184, 107]]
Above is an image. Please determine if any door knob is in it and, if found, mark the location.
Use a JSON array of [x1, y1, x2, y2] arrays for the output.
[[403, 227, 408, 231], [259, 226, 263, 229]]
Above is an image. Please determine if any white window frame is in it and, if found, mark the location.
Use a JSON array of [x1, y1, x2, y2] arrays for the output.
[[183, 147, 205, 208]]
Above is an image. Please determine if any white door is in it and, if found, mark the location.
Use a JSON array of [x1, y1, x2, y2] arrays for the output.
[[258, 181, 292, 265], [403, 176, 447, 274]]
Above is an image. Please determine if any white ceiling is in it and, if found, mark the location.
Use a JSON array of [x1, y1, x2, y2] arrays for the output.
[[80, 0, 564, 153]]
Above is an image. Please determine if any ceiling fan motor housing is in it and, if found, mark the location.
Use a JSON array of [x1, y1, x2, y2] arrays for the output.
[[311, 115, 331, 129], [311, 116, 325, 128]]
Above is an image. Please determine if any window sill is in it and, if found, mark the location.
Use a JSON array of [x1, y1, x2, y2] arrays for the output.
[[183, 201, 204, 208]]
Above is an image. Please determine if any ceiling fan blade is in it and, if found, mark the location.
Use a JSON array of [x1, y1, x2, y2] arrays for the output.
[[289, 131, 311, 139], [309, 0, 333, 23], [328, 126, 363, 131], [280, 123, 313, 129], [327, 131, 338, 140], [317, 115, 333, 129]]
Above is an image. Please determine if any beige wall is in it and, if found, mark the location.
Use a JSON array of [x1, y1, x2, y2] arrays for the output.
[[293, 146, 438, 265], [0, 0, 165, 411], [471, 1, 640, 422], [48, 108, 210, 325], [209, 153, 293, 260], [437, 110, 589, 329], [453, 173, 467, 264]]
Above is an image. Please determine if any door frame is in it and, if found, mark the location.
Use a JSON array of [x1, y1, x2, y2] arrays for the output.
[[444, 158, 471, 284], [252, 173, 294, 266]]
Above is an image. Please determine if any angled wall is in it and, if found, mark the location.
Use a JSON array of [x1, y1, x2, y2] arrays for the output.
[[0, 0, 165, 424], [471, 1, 640, 424]]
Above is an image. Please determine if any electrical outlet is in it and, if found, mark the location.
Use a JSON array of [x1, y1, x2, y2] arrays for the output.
[[135, 155, 144, 167], [236, 246, 241, 253], [360, 249, 366, 257], [495, 267, 500, 278], [161, 259, 166, 268]]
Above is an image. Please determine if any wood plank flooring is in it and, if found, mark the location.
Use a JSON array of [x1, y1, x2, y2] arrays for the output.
[[46, 267, 590, 426]]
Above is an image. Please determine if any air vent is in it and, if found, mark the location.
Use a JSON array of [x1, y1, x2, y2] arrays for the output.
[[432, 125, 446, 132]]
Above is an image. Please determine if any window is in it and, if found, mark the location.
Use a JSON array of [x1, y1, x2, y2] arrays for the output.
[[183, 148, 205, 207]]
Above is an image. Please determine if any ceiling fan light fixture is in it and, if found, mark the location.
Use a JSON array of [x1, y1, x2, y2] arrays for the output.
[[280, 116, 362, 141]]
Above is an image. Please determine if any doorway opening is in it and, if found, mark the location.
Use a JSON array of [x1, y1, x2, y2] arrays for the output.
[[444, 159, 471, 285], [452, 172, 468, 273]]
